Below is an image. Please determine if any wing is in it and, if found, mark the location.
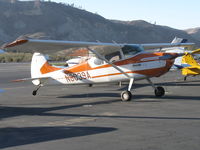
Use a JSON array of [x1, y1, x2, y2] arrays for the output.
[[141, 43, 194, 50], [191, 48, 200, 54], [1, 39, 123, 53], [185, 66, 200, 70], [2, 38, 195, 81], [1, 38, 195, 53]]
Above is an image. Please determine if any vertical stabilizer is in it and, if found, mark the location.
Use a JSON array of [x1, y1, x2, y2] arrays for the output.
[[171, 37, 188, 44], [31, 52, 61, 85], [31, 53, 48, 78], [31, 53, 61, 78]]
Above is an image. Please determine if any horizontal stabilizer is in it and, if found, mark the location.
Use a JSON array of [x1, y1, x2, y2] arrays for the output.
[[12, 77, 50, 85]]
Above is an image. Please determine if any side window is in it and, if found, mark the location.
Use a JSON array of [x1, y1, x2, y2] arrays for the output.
[[105, 51, 122, 62], [122, 45, 143, 58]]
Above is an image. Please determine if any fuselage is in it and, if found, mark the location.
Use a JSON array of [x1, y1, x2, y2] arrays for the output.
[[42, 51, 176, 85]]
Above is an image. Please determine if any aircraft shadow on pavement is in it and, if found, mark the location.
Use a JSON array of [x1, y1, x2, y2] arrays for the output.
[[0, 99, 120, 120], [133, 95, 200, 101], [118, 80, 200, 91], [1, 93, 200, 121], [0, 126, 116, 149]]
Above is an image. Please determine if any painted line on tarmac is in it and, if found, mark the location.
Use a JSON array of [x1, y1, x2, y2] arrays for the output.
[[45, 112, 118, 126], [46, 117, 96, 126]]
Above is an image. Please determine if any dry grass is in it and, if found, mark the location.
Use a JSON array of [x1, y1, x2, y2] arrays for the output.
[[0, 53, 32, 63], [0, 53, 72, 63]]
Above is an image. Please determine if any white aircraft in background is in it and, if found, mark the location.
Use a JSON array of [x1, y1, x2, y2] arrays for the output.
[[163, 37, 199, 64], [2, 38, 194, 101]]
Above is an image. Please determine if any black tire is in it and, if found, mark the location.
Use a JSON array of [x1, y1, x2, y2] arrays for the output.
[[32, 90, 37, 96], [154, 86, 165, 97], [121, 91, 132, 101], [89, 84, 93, 87]]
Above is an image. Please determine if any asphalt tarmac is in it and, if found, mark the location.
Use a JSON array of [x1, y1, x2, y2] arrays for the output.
[[1, 63, 200, 150]]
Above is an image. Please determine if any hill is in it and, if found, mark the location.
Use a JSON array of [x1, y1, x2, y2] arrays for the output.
[[0, 0, 200, 47], [185, 28, 200, 41]]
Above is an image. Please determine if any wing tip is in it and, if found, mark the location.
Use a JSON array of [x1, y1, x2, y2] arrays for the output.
[[2, 39, 29, 49]]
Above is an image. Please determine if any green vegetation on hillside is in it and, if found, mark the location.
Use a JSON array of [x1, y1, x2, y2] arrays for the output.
[[0, 53, 32, 63], [0, 52, 72, 63]]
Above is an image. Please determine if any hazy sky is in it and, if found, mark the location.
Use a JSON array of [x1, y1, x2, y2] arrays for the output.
[[23, 0, 200, 29]]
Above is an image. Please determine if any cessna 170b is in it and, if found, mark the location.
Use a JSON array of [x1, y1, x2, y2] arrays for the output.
[[1, 39, 194, 101]]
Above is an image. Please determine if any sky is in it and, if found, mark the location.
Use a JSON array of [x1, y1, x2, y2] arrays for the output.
[[23, 0, 200, 30]]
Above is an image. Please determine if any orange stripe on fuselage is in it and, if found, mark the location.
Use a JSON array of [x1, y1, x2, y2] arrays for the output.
[[64, 52, 168, 74], [40, 62, 61, 74], [133, 59, 174, 77], [40, 52, 174, 78], [64, 62, 92, 74], [92, 59, 174, 79]]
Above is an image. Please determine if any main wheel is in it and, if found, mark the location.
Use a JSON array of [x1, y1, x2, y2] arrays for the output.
[[121, 91, 132, 101], [154, 86, 165, 97], [88, 84, 93, 87]]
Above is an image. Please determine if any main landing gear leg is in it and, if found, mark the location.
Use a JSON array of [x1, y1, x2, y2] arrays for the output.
[[121, 78, 134, 101], [146, 78, 165, 97], [184, 76, 188, 81], [32, 84, 42, 96]]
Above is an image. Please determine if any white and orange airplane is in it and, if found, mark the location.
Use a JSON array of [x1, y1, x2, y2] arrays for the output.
[[1, 39, 194, 101]]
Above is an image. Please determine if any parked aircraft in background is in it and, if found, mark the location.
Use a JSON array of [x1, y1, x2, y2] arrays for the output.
[[176, 49, 200, 80], [162, 37, 200, 80], [1, 38, 194, 101], [162, 37, 191, 70]]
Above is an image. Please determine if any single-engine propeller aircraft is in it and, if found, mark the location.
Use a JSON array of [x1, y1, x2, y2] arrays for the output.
[[175, 49, 200, 80], [1, 39, 194, 101]]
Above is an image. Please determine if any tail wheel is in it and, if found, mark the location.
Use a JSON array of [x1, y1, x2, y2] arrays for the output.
[[32, 90, 37, 96], [154, 86, 165, 97], [121, 91, 132, 101]]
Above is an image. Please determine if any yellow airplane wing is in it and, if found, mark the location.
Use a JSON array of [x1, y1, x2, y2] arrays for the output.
[[182, 52, 199, 66], [182, 66, 200, 75], [191, 48, 200, 54]]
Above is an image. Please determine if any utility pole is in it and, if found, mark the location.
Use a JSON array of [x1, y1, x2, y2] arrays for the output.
[[34, 0, 41, 9], [11, 0, 16, 3]]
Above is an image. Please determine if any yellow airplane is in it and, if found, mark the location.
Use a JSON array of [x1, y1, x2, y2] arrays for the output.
[[177, 49, 200, 80]]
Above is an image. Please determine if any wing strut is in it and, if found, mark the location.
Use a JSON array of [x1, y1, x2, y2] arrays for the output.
[[88, 48, 131, 79]]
